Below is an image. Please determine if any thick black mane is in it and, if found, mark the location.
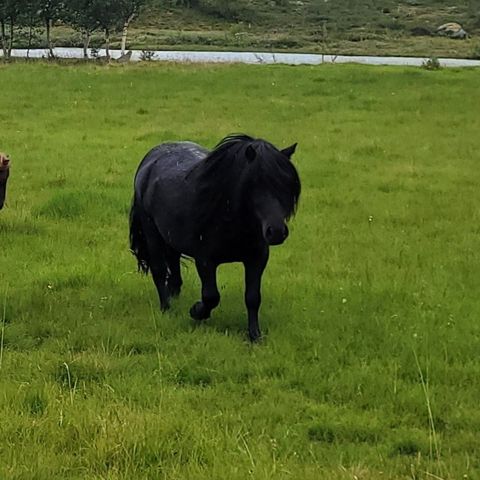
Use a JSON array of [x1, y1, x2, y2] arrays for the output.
[[190, 134, 301, 227]]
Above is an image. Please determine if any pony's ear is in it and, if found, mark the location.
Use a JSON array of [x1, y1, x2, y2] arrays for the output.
[[246, 145, 257, 163], [281, 143, 297, 159]]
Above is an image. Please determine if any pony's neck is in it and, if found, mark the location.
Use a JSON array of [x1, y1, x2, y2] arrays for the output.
[[190, 155, 250, 228]]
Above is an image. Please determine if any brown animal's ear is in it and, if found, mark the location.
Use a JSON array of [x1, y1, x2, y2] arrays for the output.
[[281, 143, 297, 159], [246, 145, 256, 163]]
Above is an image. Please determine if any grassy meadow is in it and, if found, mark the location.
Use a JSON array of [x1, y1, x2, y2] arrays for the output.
[[0, 61, 480, 479]]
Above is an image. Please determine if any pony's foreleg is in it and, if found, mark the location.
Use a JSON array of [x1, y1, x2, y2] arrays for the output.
[[244, 249, 269, 342], [0, 180, 7, 210], [0, 154, 10, 210], [190, 260, 220, 321]]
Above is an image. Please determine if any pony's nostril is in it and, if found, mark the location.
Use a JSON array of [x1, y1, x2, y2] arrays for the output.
[[265, 226, 273, 239]]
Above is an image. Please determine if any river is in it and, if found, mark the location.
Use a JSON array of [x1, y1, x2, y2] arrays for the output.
[[3, 47, 480, 68]]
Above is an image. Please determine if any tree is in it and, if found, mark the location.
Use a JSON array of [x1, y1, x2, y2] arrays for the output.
[[119, 0, 145, 54], [65, 0, 97, 58], [0, 1, 11, 58], [0, 0, 24, 59], [91, 0, 122, 60], [38, 0, 64, 58], [19, 0, 42, 58]]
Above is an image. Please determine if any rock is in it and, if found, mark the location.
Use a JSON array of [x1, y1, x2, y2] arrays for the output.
[[437, 22, 468, 39]]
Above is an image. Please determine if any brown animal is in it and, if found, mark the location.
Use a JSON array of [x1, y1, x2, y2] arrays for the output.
[[0, 153, 10, 210]]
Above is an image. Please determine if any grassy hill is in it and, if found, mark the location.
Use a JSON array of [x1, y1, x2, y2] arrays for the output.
[[11, 0, 480, 58], [122, 0, 480, 57]]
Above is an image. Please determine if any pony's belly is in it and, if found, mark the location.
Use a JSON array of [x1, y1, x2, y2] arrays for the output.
[[157, 222, 261, 263]]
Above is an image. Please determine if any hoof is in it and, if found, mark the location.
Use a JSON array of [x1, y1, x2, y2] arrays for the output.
[[160, 301, 170, 312], [248, 330, 262, 343], [190, 302, 210, 321]]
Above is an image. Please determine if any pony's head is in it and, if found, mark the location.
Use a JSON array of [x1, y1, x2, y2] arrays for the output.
[[196, 135, 301, 245], [243, 139, 299, 245]]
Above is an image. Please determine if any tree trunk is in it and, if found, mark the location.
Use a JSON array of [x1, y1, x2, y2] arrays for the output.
[[27, 23, 33, 58], [105, 28, 110, 61], [1, 20, 8, 59], [7, 18, 13, 58], [83, 30, 90, 59], [46, 18, 54, 58], [121, 14, 135, 55]]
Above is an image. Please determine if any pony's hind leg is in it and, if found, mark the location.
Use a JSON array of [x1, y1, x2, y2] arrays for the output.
[[166, 248, 182, 297], [140, 216, 170, 311]]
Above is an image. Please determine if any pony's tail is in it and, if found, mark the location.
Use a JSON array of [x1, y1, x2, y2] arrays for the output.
[[129, 195, 150, 274]]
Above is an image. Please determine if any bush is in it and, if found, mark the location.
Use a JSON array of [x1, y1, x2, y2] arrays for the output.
[[410, 26, 433, 37], [471, 43, 480, 60], [422, 56, 441, 70], [140, 50, 156, 61], [199, 0, 253, 22]]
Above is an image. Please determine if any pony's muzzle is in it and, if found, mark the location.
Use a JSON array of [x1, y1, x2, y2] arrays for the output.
[[265, 224, 289, 245]]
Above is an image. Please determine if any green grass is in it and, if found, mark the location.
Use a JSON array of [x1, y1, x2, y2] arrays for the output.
[[1, 61, 480, 479]]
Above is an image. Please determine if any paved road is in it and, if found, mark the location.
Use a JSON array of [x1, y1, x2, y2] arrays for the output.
[[4, 47, 480, 68]]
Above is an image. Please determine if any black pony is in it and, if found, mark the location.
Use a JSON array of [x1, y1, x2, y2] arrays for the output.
[[130, 134, 300, 341]]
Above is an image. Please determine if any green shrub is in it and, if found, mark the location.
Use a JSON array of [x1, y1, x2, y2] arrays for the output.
[[422, 56, 441, 70]]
